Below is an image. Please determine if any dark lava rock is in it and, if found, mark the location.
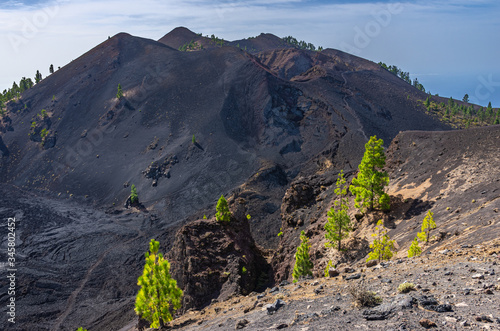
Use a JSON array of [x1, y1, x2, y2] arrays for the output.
[[328, 268, 339, 277], [314, 285, 324, 294], [293, 312, 319, 323], [270, 286, 280, 293], [475, 315, 493, 323], [266, 299, 286, 315], [236, 318, 249, 329], [419, 318, 437, 328], [417, 295, 438, 307], [0, 135, 9, 156], [434, 304, 453, 312], [279, 280, 290, 287], [362, 307, 391, 320], [344, 273, 361, 280], [167, 214, 270, 311]]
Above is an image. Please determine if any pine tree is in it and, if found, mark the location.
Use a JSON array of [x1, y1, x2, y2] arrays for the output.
[[215, 195, 231, 222], [117, 83, 123, 99], [424, 95, 431, 108], [324, 170, 351, 251], [417, 210, 436, 243], [292, 230, 313, 283], [130, 184, 138, 204], [135, 239, 183, 328], [349, 136, 390, 212], [462, 94, 469, 103], [35, 70, 42, 84], [367, 220, 395, 263], [407, 237, 422, 258]]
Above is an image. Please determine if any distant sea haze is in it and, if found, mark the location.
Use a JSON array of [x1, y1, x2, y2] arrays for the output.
[[420, 72, 500, 108]]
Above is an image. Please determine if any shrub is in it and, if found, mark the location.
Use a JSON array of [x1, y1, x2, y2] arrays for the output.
[[324, 260, 335, 277], [135, 239, 183, 328], [397, 282, 416, 293], [349, 285, 382, 307], [242, 266, 247, 274], [40, 128, 48, 140]]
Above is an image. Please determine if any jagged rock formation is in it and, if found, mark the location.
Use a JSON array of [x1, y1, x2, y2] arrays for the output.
[[0, 135, 9, 156], [167, 202, 270, 311]]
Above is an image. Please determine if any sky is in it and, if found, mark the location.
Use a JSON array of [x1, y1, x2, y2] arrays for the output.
[[1, 0, 499, 107]]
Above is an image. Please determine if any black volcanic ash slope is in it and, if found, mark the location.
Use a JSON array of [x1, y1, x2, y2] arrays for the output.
[[0, 27, 454, 331], [0, 28, 450, 247]]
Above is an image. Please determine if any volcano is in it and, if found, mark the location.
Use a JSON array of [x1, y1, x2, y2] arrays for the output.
[[3, 27, 493, 331]]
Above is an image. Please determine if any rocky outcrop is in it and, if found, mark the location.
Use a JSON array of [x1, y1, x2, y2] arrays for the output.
[[0, 135, 9, 156], [167, 206, 271, 311], [142, 154, 178, 186], [0, 115, 13, 133]]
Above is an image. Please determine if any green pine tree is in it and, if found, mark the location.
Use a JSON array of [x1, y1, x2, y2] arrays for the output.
[[292, 230, 313, 283], [215, 195, 231, 222], [349, 136, 390, 212], [417, 210, 436, 242], [324, 170, 351, 251], [35, 70, 42, 84], [130, 184, 138, 204], [407, 237, 422, 258], [424, 95, 431, 108], [117, 83, 123, 99], [135, 239, 183, 328], [367, 220, 395, 263]]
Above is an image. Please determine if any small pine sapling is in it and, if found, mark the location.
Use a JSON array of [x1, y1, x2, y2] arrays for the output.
[[324, 170, 351, 251], [292, 230, 313, 283], [407, 237, 422, 258], [324, 260, 335, 277], [117, 83, 123, 99], [135, 239, 183, 328], [130, 184, 138, 204], [367, 220, 396, 263], [215, 195, 231, 222], [417, 210, 436, 243]]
